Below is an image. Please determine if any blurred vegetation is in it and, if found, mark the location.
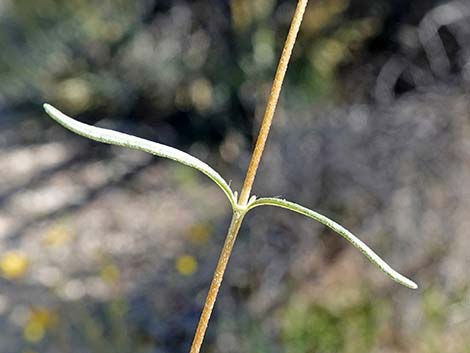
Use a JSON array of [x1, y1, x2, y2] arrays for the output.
[[1, 0, 469, 352], [281, 295, 381, 353], [0, 0, 434, 145]]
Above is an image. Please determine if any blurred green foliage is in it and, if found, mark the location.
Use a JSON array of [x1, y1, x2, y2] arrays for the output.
[[0, 0, 389, 147], [1, 1, 468, 353], [281, 294, 381, 353]]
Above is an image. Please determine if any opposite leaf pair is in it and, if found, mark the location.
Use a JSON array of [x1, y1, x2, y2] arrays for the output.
[[43, 103, 418, 290]]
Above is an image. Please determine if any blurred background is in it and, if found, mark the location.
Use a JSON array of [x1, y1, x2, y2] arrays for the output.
[[0, 0, 469, 352]]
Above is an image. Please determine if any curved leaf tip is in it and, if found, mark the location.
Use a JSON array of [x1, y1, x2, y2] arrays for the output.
[[43, 103, 237, 208], [248, 197, 418, 289]]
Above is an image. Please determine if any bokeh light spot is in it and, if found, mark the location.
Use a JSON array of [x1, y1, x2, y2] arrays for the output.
[[0, 251, 29, 279], [176, 255, 198, 276]]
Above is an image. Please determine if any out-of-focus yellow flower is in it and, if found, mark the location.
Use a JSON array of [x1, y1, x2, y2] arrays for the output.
[[176, 255, 198, 276], [30, 307, 58, 328], [42, 223, 72, 247], [189, 223, 213, 246], [100, 264, 120, 284], [0, 251, 29, 279], [23, 321, 45, 343], [23, 307, 57, 343]]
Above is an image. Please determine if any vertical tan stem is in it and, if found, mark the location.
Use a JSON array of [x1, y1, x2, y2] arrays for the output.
[[189, 212, 245, 353], [239, 0, 309, 205], [189, 1, 308, 352]]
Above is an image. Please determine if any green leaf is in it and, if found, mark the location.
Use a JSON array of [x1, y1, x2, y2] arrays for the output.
[[247, 197, 418, 289], [43, 104, 237, 208]]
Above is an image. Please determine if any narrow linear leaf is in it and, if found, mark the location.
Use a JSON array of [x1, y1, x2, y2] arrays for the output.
[[247, 197, 418, 289], [43, 104, 237, 208]]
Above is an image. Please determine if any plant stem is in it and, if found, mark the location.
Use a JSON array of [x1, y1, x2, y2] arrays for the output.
[[189, 211, 245, 353], [238, 0, 309, 206], [189, 1, 308, 352]]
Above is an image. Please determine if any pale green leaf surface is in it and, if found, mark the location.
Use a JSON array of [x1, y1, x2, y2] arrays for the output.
[[247, 197, 418, 289], [43, 104, 237, 208]]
